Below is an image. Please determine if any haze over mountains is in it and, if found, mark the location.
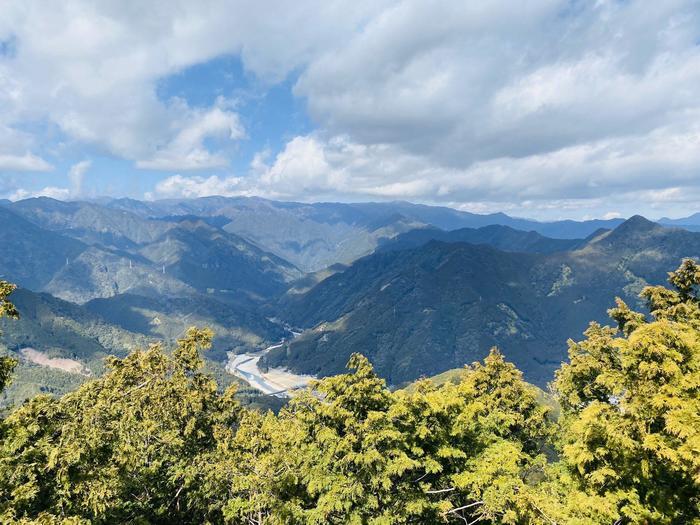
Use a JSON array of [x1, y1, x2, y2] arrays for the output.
[[1, 195, 700, 399]]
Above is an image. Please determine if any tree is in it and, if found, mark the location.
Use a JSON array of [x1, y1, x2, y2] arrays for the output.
[[0, 280, 19, 394], [2, 261, 699, 524], [0, 327, 241, 524], [271, 353, 420, 524], [391, 348, 558, 524], [554, 259, 700, 523]]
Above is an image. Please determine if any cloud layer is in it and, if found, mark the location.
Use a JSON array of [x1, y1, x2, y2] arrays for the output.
[[1, 0, 699, 218]]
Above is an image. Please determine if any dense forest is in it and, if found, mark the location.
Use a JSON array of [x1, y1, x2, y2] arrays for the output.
[[0, 261, 699, 524]]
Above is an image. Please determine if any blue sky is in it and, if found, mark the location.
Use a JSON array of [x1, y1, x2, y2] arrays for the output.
[[1, 1, 699, 220], [2, 54, 312, 201]]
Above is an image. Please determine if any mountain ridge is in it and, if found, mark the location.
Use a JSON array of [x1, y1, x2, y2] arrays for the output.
[[266, 216, 700, 386]]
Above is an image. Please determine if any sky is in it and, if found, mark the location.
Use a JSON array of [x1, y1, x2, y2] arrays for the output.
[[0, 1, 699, 221]]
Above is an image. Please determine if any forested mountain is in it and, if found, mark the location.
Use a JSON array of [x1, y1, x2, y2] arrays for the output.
[[3, 195, 700, 398], [659, 212, 700, 231], [0, 207, 85, 290], [0, 287, 150, 365], [0, 198, 300, 341], [1, 264, 698, 524], [6, 197, 301, 303], [0, 287, 152, 405], [0, 199, 306, 401], [8, 197, 174, 249], [138, 219, 301, 301], [103, 196, 426, 271], [85, 293, 285, 359], [268, 216, 700, 386], [0, 286, 285, 405], [377, 224, 587, 254], [100, 196, 627, 271], [43, 246, 197, 304]]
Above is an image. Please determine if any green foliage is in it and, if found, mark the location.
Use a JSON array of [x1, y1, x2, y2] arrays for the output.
[[0, 356, 16, 399], [0, 281, 19, 394], [555, 258, 700, 523], [0, 328, 240, 523], [0, 360, 87, 408], [1, 260, 699, 523]]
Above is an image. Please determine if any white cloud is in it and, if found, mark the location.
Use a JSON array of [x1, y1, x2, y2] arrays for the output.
[[295, 0, 700, 168], [0, 152, 51, 172], [9, 186, 70, 201], [0, 124, 51, 172], [0, 1, 381, 170], [136, 99, 245, 170], [151, 122, 700, 219], [147, 174, 246, 200], [1, 0, 700, 217], [67, 159, 91, 195]]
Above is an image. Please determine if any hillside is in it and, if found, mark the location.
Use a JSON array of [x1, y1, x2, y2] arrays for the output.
[[0, 207, 86, 290], [85, 293, 286, 360], [0, 287, 153, 405], [377, 224, 586, 254], [138, 220, 302, 302], [0, 288, 286, 409], [44, 246, 197, 304], [0, 199, 302, 402], [4, 196, 700, 394], [8, 198, 302, 304], [267, 216, 700, 386], [8, 197, 174, 250], [102, 196, 628, 271]]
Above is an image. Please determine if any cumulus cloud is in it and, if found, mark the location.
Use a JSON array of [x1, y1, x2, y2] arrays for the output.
[[0, 1, 380, 170], [0, 152, 51, 172], [8, 186, 70, 201], [151, 121, 700, 219], [136, 99, 245, 170], [1, 0, 700, 217], [6, 159, 91, 202], [0, 124, 52, 172], [295, 0, 700, 168], [147, 174, 246, 200]]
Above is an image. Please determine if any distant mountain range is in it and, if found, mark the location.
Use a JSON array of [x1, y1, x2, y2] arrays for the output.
[[90, 196, 631, 270], [0, 199, 295, 381], [1, 195, 700, 398], [266, 216, 700, 387], [376, 224, 590, 255], [658, 213, 700, 231]]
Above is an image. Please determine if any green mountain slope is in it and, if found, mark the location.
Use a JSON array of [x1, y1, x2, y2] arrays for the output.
[[0, 288, 286, 410], [43, 246, 196, 304], [138, 220, 301, 302], [267, 216, 700, 387], [0, 287, 153, 406], [85, 293, 286, 361], [0, 288, 151, 363], [9, 197, 174, 250], [103, 197, 627, 271], [0, 207, 85, 290], [377, 224, 586, 254], [4, 198, 303, 306]]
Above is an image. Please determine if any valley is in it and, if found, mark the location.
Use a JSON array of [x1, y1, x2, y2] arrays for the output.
[[2, 196, 700, 401], [226, 341, 314, 397], [3, 7, 698, 521]]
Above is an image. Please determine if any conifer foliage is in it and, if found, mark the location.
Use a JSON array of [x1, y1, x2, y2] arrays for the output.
[[0, 281, 19, 394], [0, 262, 699, 523]]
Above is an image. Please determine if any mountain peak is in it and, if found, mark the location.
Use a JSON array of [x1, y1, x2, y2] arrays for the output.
[[615, 215, 658, 232], [583, 215, 665, 249]]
